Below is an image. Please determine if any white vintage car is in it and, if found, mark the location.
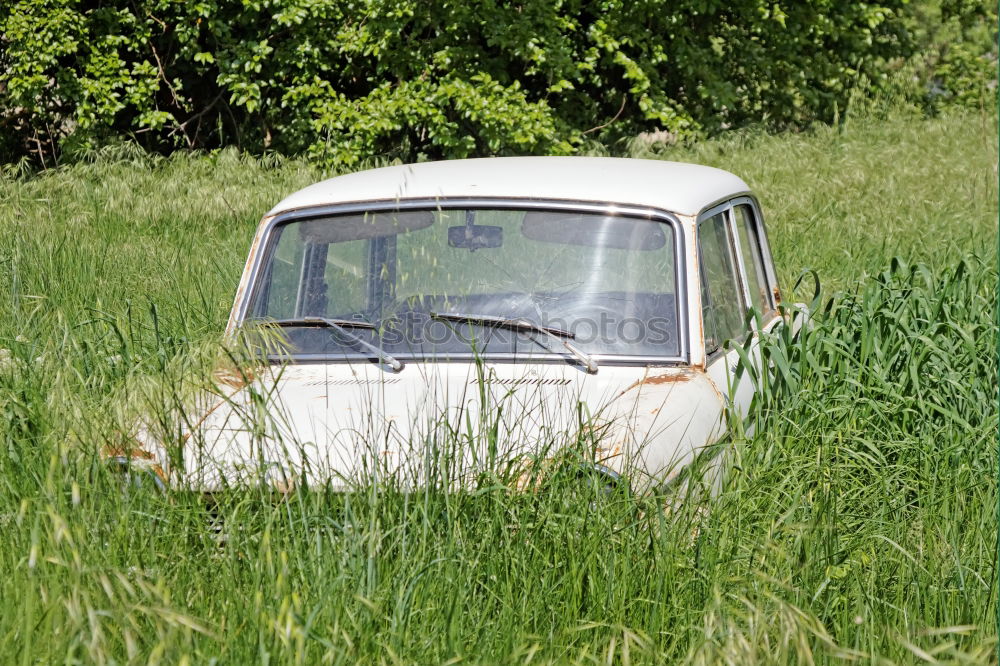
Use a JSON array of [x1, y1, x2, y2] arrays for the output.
[[113, 157, 786, 494]]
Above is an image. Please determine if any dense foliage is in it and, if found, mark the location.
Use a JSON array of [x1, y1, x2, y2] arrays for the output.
[[2, 0, 995, 166]]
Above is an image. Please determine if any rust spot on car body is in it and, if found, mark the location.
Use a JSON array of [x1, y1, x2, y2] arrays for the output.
[[644, 373, 693, 385], [595, 443, 623, 464], [702, 372, 727, 408], [100, 445, 168, 483], [620, 371, 695, 396], [101, 445, 155, 461], [772, 287, 782, 304], [213, 365, 256, 390], [579, 420, 615, 442]]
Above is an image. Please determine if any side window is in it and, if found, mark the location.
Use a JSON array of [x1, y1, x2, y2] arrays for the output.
[[253, 227, 369, 319], [734, 205, 773, 317], [698, 211, 745, 352], [261, 226, 305, 319], [324, 239, 368, 316]]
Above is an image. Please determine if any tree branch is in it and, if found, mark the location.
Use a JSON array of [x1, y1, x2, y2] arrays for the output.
[[582, 94, 627, 135]]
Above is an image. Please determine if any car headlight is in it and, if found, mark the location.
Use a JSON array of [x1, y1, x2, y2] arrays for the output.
[[262, 462, 297, 494], [107, 455, 167, 493]]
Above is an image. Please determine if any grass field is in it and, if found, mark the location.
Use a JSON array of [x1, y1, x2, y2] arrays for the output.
[[0, 109, 996, 663]]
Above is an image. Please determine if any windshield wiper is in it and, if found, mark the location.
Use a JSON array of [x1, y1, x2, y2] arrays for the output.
[[430, 312, 598, 373], [266, 316, 403, 372]]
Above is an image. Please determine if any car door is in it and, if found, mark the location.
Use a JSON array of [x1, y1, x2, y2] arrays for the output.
[[698, 199, 779, 426]]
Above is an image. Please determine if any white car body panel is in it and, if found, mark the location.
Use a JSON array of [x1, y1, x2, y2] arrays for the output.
[[267, 158, 749, 218], [165, 362, 725, 492]]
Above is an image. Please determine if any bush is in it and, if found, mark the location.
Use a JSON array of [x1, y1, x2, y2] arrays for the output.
[[0, 0, 993, 166]]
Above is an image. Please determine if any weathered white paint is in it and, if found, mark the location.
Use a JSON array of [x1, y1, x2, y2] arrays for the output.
[[269, 157, 750, 218], [138, 361, 727, 492]]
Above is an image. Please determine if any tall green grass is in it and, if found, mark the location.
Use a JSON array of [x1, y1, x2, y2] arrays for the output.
[[0, 110, 995, 663]]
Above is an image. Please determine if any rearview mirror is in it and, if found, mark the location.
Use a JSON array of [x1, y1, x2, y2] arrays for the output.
[[448, 224, 503, 251]]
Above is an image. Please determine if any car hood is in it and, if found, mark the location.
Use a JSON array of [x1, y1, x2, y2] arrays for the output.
[[158, 360, 726, 491]]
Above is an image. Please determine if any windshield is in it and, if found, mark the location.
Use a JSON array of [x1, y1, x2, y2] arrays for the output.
[[245, 206, 682, 361]]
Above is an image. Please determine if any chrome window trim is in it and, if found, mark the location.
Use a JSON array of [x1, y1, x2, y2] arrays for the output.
[[723, 205, 755, 314], [696, 191, 754, 220], [726, 195, 780, 312], [695, 201, 748, 354], [697, 195, 780, 363], [236, 197, 691, 366]]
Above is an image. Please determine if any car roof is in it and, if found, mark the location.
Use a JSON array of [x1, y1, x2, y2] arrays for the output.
[[268, 157, 751, 218]]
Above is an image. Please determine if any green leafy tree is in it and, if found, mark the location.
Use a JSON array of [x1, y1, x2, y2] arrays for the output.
[[0, 0, 990, 166]]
